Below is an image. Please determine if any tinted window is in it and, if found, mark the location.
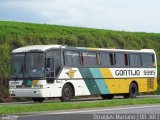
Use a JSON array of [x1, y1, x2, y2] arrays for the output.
[[64, 51, 80, 66], [100, 53, 111, 66], [11, 54, 24, 78], [115, 53, 128, 66], [129, 54, 141, 66], [141, 54, 155, 67], [46, 50, 60, 58], [46, 50, 61, 76], [25, 53, 45, 78], [82, 52, 97, 66]]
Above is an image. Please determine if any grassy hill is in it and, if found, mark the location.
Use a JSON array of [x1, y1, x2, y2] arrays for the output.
[[0, 21, 160, 79]]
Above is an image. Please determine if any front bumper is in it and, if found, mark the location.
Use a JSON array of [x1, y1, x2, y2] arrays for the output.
[[9, 88, 52, 97]]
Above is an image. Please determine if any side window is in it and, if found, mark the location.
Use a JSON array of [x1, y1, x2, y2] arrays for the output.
[[100, 53, 111, 66], [45, 58, 54, 77], [81, 52, 97, 66], [129, 54, 141, 67], [46, 49, 61, 77], [115, 53, 128, 66], [64, 51, 80, 66], [141, 54, 155, 67]]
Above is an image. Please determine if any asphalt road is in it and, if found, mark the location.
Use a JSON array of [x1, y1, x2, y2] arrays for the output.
[[17, 104, 160, 120]]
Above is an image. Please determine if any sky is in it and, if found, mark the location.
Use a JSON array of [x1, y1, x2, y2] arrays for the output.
[[0, 0, 160, 33]]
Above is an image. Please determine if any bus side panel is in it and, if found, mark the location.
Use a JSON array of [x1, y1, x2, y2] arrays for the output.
[[79, 68, 110, 95], [103, 78, 157, 94], [57, 67, 157, 97], [100, 68, 157, 94], [57, 68, 91, 96], [58, 67, 111, 96]]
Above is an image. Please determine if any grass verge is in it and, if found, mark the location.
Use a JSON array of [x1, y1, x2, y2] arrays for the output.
[[1, 98, 160, 114]]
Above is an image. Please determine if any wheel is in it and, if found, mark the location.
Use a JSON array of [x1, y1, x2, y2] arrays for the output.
[[61, 84, 73, 102], [101, 94, 114, 99], [32, 97, 45, 103], [129, 83, 138, 98]]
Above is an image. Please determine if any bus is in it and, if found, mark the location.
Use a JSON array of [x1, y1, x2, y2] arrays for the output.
[[9, 45, 157, 102]]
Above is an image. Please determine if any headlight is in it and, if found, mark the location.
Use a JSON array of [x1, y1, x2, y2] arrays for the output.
[[10, 91, 16, 96], [10, 91, 14, 94]]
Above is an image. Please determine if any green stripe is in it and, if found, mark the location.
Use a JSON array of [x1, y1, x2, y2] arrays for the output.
[[22, 80, 32, 87], [79, 68, 101, 95], [89, 68, 110, 94]]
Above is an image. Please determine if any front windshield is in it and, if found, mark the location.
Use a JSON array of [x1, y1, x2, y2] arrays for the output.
[[25, 53, 45, 78], [11, 52, 45, 79], [11, 54, 24, 78]]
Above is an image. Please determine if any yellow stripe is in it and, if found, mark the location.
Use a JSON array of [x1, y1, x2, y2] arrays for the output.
[[99, 68, 113, 78], [32, 80, 38, 86], [88, 48, 98, 50]]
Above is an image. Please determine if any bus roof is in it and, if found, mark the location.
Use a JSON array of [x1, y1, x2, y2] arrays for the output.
[[12, 45, 64, 53], [12, 45, 155, 53]]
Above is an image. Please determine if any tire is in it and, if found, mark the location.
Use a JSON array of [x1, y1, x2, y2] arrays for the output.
[[61, 84, 73, 102], [129, 83, 138, 98], [101, 94, 114, 99]]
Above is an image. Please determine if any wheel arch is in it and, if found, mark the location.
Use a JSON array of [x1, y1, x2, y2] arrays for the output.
[[130, 80, 139, 92], [63, 82, 75, 96]]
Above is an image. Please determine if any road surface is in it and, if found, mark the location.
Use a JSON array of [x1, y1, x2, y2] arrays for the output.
[[17, 104, 160, 120]]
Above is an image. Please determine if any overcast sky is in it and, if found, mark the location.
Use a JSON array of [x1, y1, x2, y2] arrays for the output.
[[0, 0, 160, 33]]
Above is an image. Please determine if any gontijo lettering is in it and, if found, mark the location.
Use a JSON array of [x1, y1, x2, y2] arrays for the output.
[[115, 70, 140, 76]]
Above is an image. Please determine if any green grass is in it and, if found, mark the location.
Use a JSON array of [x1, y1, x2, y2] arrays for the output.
[[1, 98, 160, 114]]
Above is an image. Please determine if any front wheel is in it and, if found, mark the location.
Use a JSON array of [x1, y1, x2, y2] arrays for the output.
[[61, 84, 73, 102], [129, 83, 138, 98]]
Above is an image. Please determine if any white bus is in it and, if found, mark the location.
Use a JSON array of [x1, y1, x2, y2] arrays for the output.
[[9, 45, 157, 102]]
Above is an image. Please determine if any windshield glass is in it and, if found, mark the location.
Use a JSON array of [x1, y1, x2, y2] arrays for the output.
[[11, 52, 45, 79], [11, 54, 24, 78], [25, 53, 45, 78]]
